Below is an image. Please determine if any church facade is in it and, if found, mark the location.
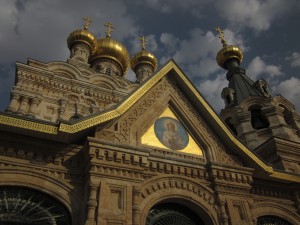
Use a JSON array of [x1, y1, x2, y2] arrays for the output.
[[0, 19, 300, 225]]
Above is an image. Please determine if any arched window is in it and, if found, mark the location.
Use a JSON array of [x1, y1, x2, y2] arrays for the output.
[[146, 203, 204, 225], [257, 215, 292, 225], [0, 186, 71, 225], [249, 105, 269, 130]]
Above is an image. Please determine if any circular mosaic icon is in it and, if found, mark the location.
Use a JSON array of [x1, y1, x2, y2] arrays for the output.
[[154, 117, 189, 150]]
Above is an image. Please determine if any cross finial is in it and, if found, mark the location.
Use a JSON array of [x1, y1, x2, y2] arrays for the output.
[[82, 17, 92, 30], [104, 22, 114, 38], [139, 36, 147, 50], [215, 27, 227, 47]]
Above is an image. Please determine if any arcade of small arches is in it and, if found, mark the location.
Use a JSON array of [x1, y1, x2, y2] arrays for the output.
[[0, 186, 296, 225]]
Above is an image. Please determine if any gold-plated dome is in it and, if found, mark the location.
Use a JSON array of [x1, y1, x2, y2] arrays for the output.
[[131, 50, 158, 71], [90, 37, 130, 75], [216, 45, 243, 69], [67, 29, 98, 54], [215, 27, 243, 69]]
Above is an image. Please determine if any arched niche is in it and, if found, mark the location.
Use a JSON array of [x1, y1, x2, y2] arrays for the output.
[[146, 202, 205, 225], [253, 202, 300, 225], [248, 104, 269, 130], [0, 186, 71, 225], [0, 168, 82, 225], [138, 176, 218, 225]]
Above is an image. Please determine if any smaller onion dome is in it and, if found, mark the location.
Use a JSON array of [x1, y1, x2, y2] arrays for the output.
[[131, 50, 158, 72], [131, 36, 158, 72], [67, 17, 98, 54], [89, 22, 130, 75], [215, 27, 243, 69]]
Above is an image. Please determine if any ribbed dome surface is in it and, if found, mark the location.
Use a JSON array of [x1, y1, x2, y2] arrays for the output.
[[90, 37, 130, 75], [131, 50, 158, 71], [67, 29, 98, 54]]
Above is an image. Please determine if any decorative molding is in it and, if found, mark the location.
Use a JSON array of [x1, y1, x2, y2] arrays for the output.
[[0, 114, 58, 134], [140, 177, 217, 210]]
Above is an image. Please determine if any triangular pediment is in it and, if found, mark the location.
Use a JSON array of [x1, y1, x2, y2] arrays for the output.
[[141, 107, 203, 156]]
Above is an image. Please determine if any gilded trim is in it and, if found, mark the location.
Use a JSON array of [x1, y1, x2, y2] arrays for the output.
[[2, 60, 300, 183], [59, 62, 173, 133], [0, 115, 58, 134], [270, 171, 300, 183]]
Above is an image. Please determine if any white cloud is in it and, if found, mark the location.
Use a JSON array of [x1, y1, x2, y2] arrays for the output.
[[160, 33, 180, 54], [0, 0, 140, 64], [159, 28, 247, 78], [273, 77, 300, 111], [130, 34, 158, 54], [198, 74, 227, 112], [215, 0, 296, 31], [286, 52, 300, 68], [246, 56, 283, 81]]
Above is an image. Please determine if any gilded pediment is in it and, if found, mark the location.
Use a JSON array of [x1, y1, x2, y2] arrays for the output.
[[141, 107, 203, 156]]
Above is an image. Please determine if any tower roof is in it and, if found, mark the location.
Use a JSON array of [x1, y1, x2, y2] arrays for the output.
[[215, 27, 265, 108], [226, 68, 264, 106]]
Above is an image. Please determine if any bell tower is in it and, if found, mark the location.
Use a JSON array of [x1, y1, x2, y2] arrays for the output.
[[216, 27, 300, 172]]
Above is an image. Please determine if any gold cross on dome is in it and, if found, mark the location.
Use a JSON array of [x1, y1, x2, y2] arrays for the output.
[[104, 22, 114, 37], [82, 17, 92, 30], [139, 36, 147, 50], [215, 27, 227, 47]]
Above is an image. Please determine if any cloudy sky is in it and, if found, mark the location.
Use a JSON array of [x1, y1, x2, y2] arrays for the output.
[[0, 0, 300, 113]]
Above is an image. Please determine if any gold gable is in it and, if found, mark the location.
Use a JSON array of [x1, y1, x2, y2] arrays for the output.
[[141, 107, 203, 156]]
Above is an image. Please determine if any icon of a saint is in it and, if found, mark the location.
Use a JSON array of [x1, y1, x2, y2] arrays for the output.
[[154, 117, 188, 150]]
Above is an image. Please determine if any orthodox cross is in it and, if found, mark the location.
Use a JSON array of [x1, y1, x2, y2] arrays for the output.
[[104, 22, 114, 37], [139, 36, 147, 50], [215, 27, 227, 46], [82, 17, 92, 30]]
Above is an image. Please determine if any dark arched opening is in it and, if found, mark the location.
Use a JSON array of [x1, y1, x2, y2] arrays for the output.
[[249, 105, 269, 130], [146, 202, 205, 225], [257, 215, 293, 225], [0, 186, 71, 225]]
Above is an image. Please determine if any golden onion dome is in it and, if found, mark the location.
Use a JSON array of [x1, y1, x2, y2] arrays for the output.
[[215, 27, 243, 69], [90, 37, 130, 75], [131, 50, 158, 71], [67, 29, 98, 54], [216, 45, 243, 69]]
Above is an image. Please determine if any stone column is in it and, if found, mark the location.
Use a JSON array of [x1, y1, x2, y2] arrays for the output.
[[218, 197, 229, 225], [231, 111, 259, 149], [58, 99, 68, 121], [17, 96, 30, 114], [6, 92, 20, 112], [132, 186, 141, 225], [85, 184, 98, 225], [28, 97, 41, 117], [262, 105, 297, 141]]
